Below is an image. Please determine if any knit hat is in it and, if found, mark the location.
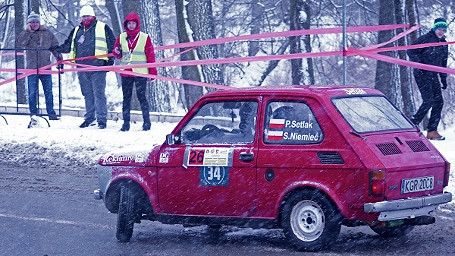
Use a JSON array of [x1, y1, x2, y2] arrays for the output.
[[27, 12, 40, 23], [80, 6, 95, 17], [433, 18, 448, 31]]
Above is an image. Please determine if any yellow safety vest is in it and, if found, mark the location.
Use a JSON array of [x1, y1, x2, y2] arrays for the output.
[[119, 31, 148, 74], [70, 21, 109, 61]]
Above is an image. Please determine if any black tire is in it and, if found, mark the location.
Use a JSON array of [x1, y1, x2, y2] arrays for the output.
[[370, 224, 414, 238], [281, 190, 341, 251], [116, 184, 136, 243]]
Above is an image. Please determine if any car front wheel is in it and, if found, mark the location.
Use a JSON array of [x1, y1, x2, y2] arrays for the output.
[[116, 184, 136, 242], [281, 190, 341, 251]]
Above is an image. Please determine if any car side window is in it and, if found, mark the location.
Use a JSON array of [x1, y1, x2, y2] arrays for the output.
[[180, 101, 258, 144], [264, 101, 323, 144]]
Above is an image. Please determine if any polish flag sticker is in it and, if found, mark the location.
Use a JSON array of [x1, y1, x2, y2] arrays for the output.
[[269, 119, 285, 129], [267, 130, 283, 140]]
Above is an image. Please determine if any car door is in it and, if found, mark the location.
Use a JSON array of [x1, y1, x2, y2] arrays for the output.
[[157, 98, 260, 217]]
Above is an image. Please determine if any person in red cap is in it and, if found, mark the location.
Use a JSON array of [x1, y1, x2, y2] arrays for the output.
[[407, 18, 449, 140], [113, 13, 157, 131]]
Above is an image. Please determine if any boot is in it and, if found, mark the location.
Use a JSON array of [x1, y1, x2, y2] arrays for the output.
[[427, 131, 445, 140], [120, 122, 130, 132], [142, 122, 151, 131]]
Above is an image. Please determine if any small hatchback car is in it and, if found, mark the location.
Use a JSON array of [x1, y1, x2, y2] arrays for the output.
[[95, 86, 452, 251]]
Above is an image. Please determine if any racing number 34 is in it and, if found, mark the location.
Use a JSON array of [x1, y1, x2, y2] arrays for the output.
[[200, 166, 229, 186]]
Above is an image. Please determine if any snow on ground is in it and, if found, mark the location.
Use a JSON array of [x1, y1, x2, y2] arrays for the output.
[[0, 113, 454, 202]]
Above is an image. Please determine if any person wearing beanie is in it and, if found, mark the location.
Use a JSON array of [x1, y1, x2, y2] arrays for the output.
[[50, 5, 115, 129], [113, 13, 157, 132], [407, 18, 449, 140], [16, 11, 61, 123]]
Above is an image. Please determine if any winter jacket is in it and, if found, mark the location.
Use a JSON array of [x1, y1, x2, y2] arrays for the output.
[[59, 19, 115, 67], [16, 25, 59, 69], [113, 13, 157, 77], [407, 30, 448, 80]]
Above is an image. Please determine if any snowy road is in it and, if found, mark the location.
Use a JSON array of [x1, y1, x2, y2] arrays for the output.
[[1, 162, 454, 256], [0, 116, 454, 255]]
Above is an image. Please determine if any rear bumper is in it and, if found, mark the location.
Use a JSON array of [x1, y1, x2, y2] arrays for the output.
[[364, 192, 452, 221]]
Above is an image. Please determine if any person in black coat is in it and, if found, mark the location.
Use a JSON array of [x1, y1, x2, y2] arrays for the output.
[[407, 18, 449, 140]]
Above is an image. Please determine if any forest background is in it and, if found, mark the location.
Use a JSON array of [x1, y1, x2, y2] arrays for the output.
[[1, 0, 455, 129]]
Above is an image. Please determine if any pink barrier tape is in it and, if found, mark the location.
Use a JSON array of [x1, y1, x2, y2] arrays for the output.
[[158, 47, 196, 62], [154, 24, 410, 51], [356, 50, 455, 74], [361, 25, 420, 50], [0, 52, 25, 56]]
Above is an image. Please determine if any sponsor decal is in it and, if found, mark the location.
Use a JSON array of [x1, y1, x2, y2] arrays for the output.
[[342, 88, 367, 95], [104, 153, 146, 164], [159, 152, 169, 163], [184, 147, 233, 167]]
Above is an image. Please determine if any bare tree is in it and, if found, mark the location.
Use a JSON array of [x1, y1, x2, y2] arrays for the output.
[[395, 0, 415, 117], [142, 0, 172, 112], [175, 0, 203, 110], [186, 0, 224, 90], [375, 0, 397, 104], [14, 0, 26, 104]]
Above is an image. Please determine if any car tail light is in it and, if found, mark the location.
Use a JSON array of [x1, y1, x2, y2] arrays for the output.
[[444, 161, 451, 187], [369, 169, 385, 197]]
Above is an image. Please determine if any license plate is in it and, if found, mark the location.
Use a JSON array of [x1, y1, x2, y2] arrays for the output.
[[401, 176, 434, 194]]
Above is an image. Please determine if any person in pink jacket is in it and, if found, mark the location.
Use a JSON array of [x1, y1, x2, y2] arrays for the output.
[[113, 13, 157, 131]]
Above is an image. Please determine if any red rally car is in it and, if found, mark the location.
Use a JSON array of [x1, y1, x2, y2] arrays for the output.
[[94, 86, 452, 251]]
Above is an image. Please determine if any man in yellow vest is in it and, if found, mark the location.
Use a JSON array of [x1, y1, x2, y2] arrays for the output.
[[113, 13, 157, 131], [50, 5, 115, 129]]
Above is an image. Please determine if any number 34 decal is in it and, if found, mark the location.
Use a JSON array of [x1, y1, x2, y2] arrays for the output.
[[200, 166, 229, 186]]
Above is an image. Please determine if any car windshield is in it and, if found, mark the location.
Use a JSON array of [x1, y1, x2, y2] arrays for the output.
[[332, 95, 413, 133]]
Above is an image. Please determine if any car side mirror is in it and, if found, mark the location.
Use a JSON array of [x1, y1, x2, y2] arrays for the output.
[[166, 134, 175, 145]]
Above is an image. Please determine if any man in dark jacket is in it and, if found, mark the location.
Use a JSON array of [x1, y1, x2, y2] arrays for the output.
[[17, 12, 60, 122], [51, 5, 115, 129], [407, 18, 449, 140]]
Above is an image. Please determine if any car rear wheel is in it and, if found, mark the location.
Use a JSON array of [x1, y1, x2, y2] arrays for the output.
[[370, 224, 414, 238], [281, 190, 341, 251], [116, 184, 136, 242]]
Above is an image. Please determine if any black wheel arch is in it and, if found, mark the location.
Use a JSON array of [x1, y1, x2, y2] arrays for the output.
[[105, 179, 154, 216]]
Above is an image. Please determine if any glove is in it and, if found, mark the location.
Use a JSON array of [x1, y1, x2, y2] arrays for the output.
[[106, 57, 115, 66], [441, 77, 448, 90]]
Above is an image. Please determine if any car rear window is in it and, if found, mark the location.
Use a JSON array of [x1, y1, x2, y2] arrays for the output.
[[332, 95, 414, 133]]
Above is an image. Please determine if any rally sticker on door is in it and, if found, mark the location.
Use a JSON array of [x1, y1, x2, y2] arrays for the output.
[[183, 147, 233, 168], [200, 166, 229, 186]]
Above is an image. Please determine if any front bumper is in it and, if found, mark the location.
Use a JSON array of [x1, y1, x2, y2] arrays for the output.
[[94, 165, 113, 201], [364, 192, 452, 221]]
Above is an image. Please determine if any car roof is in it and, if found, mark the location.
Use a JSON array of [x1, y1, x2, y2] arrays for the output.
[[202, 85, 384, 100]]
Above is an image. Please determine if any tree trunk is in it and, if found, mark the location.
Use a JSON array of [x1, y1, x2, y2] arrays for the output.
[[175, 0, 203, 110], [302, 0, 314, 84], [375, 0, 397, 104], [105, 0, 122, 37], [289, 0, 303, 85], [394, 0, 414, 117], [142, 0, 172, 112], [186, 0, 224, 91], [14, 0, 26, 104], [248, 0, 263, 57]]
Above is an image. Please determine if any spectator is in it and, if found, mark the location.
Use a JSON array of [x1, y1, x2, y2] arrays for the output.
[[407, 18, 449, 140], [113, 13, 157, 131], [17, 11, 60, 122], [51, 5, 115, 129]]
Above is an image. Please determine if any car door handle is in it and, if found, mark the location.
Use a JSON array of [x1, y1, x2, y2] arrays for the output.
[[239, 152, 254, 162]]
